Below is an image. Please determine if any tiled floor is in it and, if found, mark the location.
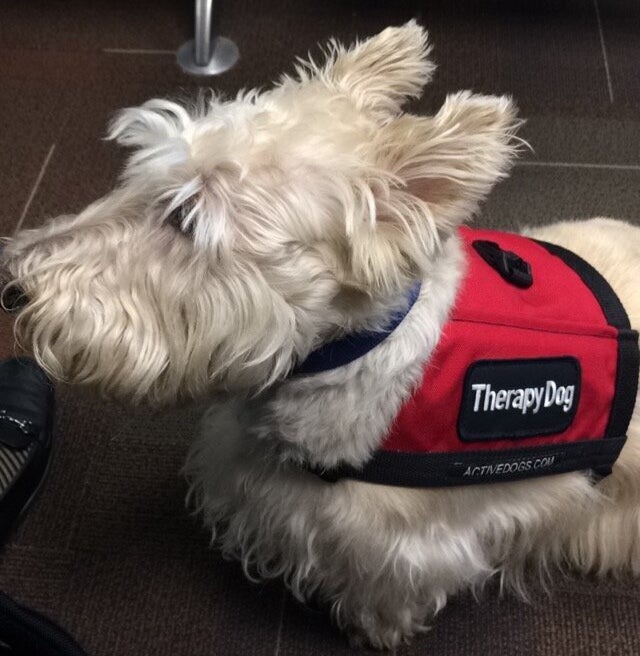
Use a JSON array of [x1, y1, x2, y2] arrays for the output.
[[0, 0, 639, 654]]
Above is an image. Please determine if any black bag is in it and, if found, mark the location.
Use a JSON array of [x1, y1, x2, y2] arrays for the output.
[[0, 592, 87, 656]]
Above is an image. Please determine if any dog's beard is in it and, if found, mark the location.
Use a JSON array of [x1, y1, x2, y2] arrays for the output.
[[4, 212, 301, 405]]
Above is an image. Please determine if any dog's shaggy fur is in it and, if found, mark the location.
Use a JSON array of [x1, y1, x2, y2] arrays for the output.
[[4, 22, 640, 648]]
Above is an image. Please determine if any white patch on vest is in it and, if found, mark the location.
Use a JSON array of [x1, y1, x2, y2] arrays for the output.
[[471, 381, 575, 415]]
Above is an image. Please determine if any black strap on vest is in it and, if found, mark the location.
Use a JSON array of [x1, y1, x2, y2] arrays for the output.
[[536, 240, 640, 453], [312, 436, 628, 487]]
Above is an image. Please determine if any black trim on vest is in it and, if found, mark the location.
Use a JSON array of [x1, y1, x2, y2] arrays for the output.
[[536, 240, 640, 442], [536, 240, 631, 328], [608, 330, 640, 439], [309, 437, 628, 487]]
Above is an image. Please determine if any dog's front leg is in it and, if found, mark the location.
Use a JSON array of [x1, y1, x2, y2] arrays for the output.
[[316, 509, 493, 649], [184, 399, 252, 531], [185, 406, 490, 648]]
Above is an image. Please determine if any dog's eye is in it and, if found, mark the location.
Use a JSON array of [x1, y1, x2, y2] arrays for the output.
[[165, 204, 195, 238]]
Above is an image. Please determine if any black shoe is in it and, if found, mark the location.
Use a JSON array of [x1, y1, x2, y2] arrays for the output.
[[0, 361, 89, 654], [0, 358, 54, 545]]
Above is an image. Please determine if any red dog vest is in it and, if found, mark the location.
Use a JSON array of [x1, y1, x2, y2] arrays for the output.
[[298, 228, 639, 487]]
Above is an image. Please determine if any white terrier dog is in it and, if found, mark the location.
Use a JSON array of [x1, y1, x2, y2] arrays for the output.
[[4, 22, 640, 649]]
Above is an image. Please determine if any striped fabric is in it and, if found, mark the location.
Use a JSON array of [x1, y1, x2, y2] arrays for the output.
[[0, 441, 35, 501]]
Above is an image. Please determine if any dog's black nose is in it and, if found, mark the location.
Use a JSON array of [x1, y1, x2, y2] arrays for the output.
[[0, 247, 28, 313], [1, 284, 28, 313]]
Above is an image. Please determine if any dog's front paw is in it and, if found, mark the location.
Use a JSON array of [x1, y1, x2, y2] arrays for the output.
[[346, 624, 430, 651], [344, 611, 430, 650]]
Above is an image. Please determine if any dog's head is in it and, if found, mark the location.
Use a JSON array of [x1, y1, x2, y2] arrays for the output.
[[2, 22, 520, 404]]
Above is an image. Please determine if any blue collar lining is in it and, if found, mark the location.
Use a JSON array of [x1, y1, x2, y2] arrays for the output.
[[291, 281, 422, 376]]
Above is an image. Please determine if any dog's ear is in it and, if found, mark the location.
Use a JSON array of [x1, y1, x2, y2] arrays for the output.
[[346, 92, 521, 293], [380, 92, 521, 229], [294, 21, 434, 119], [107, 99, 193, 149]]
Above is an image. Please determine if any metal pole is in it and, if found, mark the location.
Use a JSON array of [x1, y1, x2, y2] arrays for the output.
[[194, 0, 213, 66], [177, 0, 239, 76]]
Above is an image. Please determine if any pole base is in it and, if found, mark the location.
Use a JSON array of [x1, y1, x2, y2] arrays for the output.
[[176, 36, 239, 76]]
